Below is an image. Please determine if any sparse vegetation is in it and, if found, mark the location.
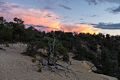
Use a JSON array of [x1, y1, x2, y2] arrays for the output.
[[0, 17, 120, 79]]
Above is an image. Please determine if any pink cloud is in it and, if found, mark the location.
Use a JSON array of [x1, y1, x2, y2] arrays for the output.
[[0, 2, 100, 34]]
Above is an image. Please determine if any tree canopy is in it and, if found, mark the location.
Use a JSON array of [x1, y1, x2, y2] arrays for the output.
[[0, 17, 120, 79]]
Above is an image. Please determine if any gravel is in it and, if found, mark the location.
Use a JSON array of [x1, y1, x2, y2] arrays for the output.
[[0, 43, 118, 80]]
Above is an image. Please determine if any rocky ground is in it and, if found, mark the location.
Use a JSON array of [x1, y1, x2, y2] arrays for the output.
[[0, 43, 118, 80]]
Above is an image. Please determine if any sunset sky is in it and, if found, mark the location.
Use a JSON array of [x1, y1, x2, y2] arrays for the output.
[[1, 0, 120, 35]]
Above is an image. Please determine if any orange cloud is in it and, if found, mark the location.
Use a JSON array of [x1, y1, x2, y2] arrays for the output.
[[61, 24, 100, 34], [0, 2, 100, 34]]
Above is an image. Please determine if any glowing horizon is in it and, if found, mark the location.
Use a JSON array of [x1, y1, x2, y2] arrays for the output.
[[0, 0, 120, 35]]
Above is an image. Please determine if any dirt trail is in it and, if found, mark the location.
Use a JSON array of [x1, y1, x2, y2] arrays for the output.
[[0, 44, 118, 80]]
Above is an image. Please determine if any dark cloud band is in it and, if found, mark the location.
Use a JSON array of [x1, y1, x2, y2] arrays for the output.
[[86, 0, 120, 13], [86, 0, 120, 4], [59, 4, 72, 10], [94, 23, 120, 29]]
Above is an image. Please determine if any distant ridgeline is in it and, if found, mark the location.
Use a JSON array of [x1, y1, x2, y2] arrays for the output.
[[0, 17, 120, 79]]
